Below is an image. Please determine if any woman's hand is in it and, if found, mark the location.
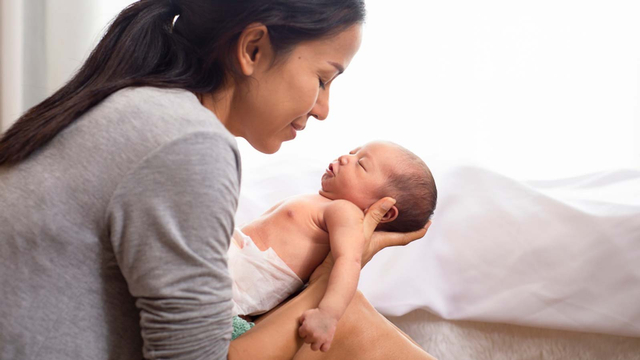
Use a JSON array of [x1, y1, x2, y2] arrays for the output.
[[361, 197, 431, 267], [309, 197, 431, 284]]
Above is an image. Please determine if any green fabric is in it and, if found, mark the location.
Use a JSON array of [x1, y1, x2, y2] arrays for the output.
[[232, 316, 255, 340]]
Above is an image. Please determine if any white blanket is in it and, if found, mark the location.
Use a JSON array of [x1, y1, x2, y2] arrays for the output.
[[236, 158, 640, 338]]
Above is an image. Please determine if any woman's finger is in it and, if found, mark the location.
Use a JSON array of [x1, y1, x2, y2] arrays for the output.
[[363, 197, 396, 236], [373, 221, 431, 249]]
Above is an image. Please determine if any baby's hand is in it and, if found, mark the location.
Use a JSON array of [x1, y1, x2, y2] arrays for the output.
[[298, 308, 338, 352]]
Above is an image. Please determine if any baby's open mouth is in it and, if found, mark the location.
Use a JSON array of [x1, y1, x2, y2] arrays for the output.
[[327, 163, 335, 176]]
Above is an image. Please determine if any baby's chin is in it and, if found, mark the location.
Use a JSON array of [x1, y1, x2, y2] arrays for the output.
[[318, 189, 368, 211], [318, 188, 336, 200]]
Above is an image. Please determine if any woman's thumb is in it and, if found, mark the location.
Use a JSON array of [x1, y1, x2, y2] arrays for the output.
[[364, 197, 396, 234]]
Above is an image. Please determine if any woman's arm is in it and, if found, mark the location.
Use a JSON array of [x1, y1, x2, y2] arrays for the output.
[[108, 133, 240, 360]]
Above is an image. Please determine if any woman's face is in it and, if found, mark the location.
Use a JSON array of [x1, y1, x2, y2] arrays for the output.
[[228, 24, 363, 154]]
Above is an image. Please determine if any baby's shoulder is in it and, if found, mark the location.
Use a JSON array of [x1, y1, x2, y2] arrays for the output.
[[323, 199, 364, 217], [269, 194, 327, 218], [282, 193, 330, 208], [288, 194, 362, 215], [276, 194, 362, 223], [294, 194, 361, 213]]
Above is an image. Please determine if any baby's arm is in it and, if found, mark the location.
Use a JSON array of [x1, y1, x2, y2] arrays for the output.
[[298, 200, 365, 351], [318, 200, 365, 319]]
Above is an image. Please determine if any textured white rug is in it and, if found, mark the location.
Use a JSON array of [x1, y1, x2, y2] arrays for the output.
[[387, 310, 640, 360]]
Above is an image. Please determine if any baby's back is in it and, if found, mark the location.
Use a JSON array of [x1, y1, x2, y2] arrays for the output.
[[240, 194, 332, 281]]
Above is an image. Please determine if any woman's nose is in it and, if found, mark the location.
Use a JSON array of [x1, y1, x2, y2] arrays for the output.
[[309, 90, 330, 121]]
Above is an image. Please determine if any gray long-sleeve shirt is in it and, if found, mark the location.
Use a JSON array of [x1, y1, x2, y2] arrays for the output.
[[0, 87, 241, 359]]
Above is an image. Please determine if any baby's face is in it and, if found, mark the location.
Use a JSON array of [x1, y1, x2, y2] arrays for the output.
[[319, 141, 404, 210]]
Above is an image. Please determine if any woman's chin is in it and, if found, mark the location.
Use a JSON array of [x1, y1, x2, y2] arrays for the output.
[[252, 140, 282, 154]]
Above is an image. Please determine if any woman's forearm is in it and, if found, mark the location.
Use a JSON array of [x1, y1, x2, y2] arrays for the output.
[[228, 273, 331, 360]]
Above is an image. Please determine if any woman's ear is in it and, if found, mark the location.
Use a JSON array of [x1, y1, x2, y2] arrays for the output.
[[236, 23, 273, 76], [379, 205, 399, 224]]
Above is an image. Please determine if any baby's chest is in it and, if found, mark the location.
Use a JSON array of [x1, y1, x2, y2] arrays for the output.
[[268, 203, 329, 248]]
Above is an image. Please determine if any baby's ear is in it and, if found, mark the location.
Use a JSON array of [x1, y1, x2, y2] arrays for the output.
[[380, 205, 399, 223]]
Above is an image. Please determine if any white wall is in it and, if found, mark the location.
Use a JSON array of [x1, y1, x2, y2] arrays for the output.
[[44, 0, 136, 96], [0, 0, 135, 131], [2, 0, 638, 180], [0, 0, 25, 132]]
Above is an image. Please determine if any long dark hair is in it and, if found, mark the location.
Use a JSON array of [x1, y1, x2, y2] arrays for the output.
[[0, 0, 365, 165]]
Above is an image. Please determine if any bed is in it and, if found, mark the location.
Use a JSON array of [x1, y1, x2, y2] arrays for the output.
[[235, 153, 640, 359]]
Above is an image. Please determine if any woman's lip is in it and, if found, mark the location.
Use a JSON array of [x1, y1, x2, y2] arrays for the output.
[[291, 124, 305, 131]]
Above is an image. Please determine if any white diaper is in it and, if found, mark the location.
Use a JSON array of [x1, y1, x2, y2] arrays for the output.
[[228, 228, 304, 316]]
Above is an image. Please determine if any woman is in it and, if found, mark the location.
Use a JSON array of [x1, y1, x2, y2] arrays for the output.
[[0, 0, 434, 359]]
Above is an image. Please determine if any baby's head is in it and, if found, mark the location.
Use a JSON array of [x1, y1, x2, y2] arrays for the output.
[[320, 141, 437, 232]]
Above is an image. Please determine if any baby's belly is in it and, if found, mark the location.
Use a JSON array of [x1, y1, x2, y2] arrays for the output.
[[240, 222, 330, 281], [229, 231, 305, 316]]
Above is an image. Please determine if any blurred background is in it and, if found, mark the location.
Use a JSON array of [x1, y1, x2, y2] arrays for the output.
[[1, 0, 639, 180]]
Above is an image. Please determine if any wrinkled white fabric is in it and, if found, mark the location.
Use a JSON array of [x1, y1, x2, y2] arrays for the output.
[[236, 159, 640, 338], [359, 166, 640, 337], [228, 229, 304, 316]]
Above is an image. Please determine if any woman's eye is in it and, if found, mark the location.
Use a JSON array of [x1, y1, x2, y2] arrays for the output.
[[318, 78, 326, 90]]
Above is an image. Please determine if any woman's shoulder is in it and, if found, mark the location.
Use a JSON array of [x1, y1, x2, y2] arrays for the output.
[[102, 86, 225, 134], [77, 85, 236, 155], [60, 86, 239, 182]]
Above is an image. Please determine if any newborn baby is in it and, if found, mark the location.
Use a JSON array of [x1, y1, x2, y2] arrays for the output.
[[229, 141, 437, 351]]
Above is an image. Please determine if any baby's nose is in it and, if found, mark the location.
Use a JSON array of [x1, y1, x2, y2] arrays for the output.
[[338, 155, 350, 165]]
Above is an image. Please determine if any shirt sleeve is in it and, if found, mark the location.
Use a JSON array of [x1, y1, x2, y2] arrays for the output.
[[106, 131, 241, 359]]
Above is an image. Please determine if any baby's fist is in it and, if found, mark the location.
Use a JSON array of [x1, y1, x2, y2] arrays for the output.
[[298, 308, 338, 352]]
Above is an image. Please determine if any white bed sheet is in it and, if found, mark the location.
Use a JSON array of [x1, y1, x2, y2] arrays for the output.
[[236, 158, 640, 338]]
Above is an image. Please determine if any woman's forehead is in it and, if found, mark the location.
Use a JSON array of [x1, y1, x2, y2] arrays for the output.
[[295, 24, 362, 69]]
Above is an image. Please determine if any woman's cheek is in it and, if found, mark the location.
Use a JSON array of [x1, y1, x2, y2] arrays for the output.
[[291, 76, 320, 113]]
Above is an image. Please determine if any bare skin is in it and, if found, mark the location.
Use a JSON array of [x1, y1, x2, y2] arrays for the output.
[[241, 141, 407, 282], [257, 255, 436, 360], [240, 194, 343, 283], [237, 142, 419, 350], [240, 194, 363, 351], [201, 21, 436, 360], [227, 198, 436, 360]]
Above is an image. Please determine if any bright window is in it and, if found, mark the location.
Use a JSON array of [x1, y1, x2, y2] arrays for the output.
[[16, 0, 640, 181], [240, 0, 640, 180]]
